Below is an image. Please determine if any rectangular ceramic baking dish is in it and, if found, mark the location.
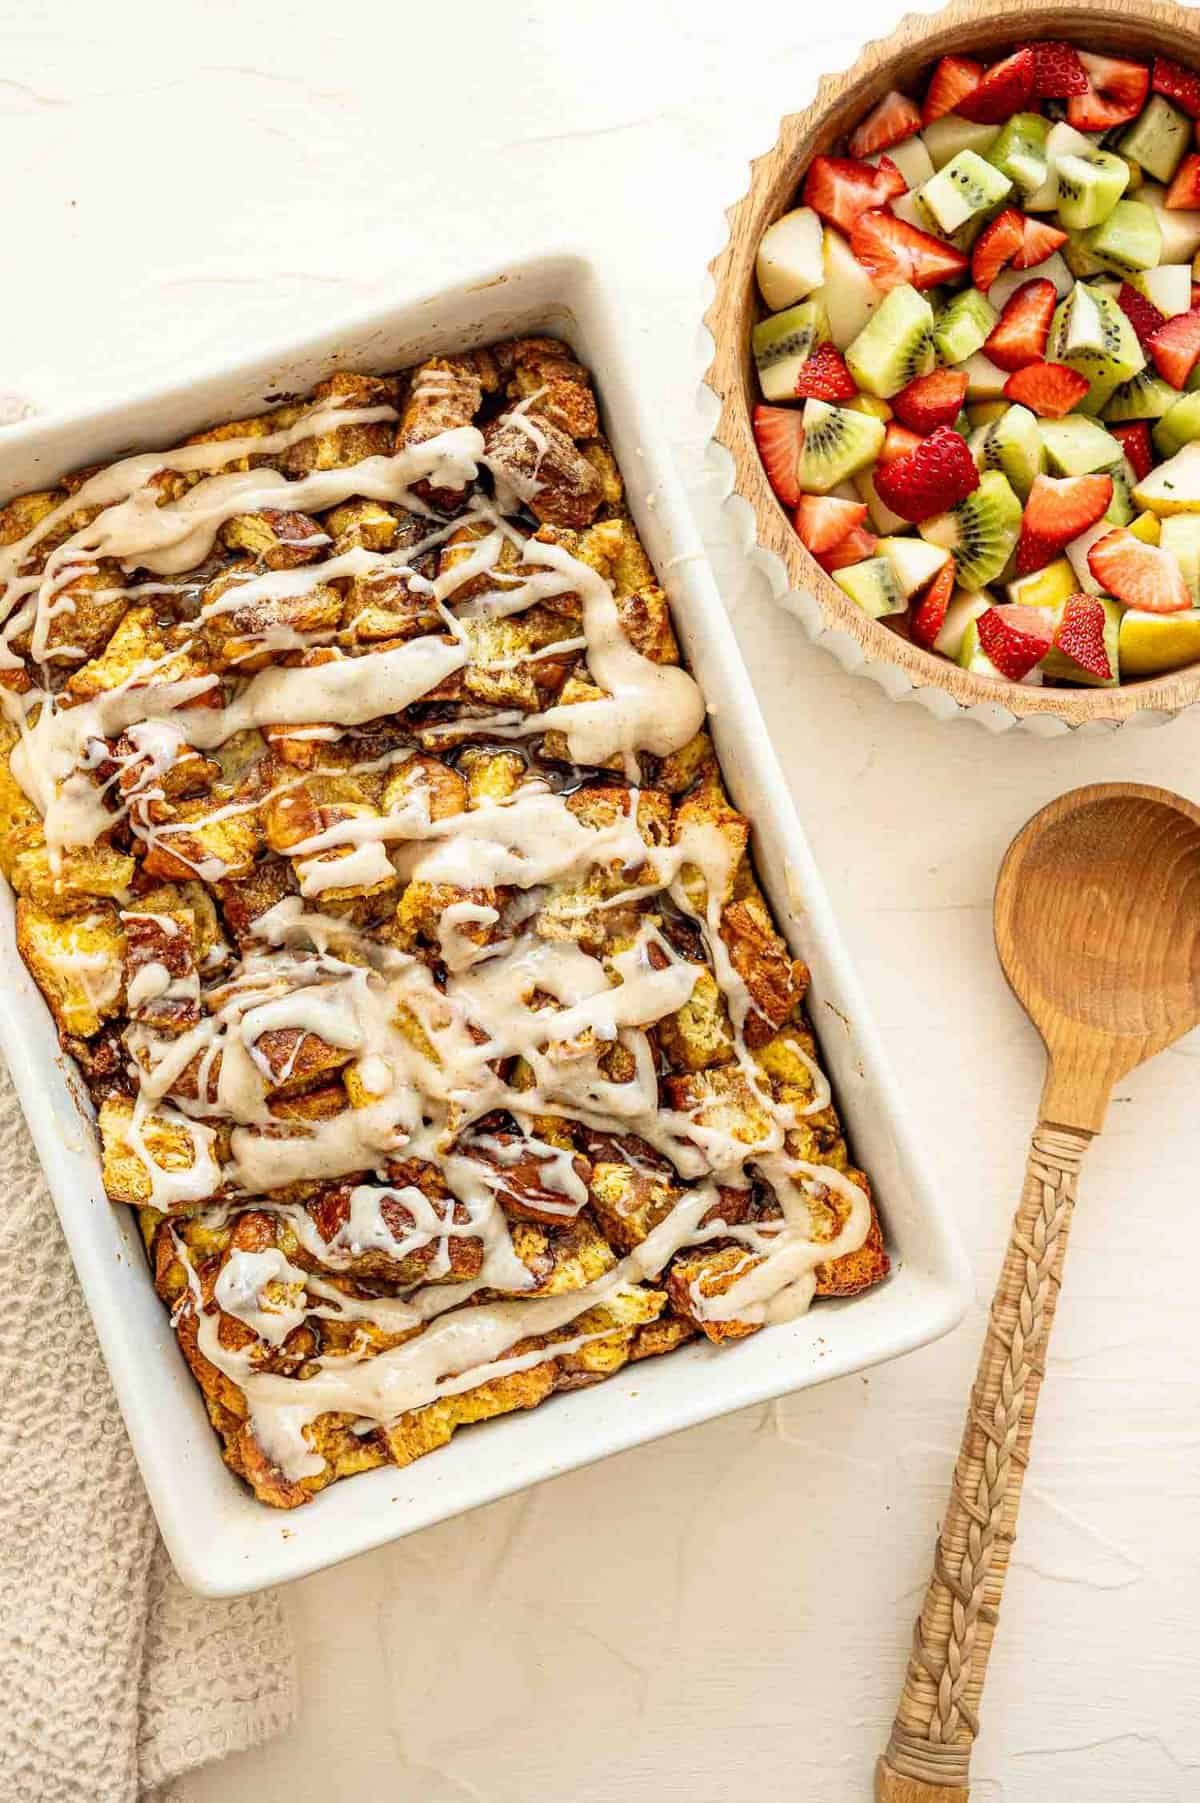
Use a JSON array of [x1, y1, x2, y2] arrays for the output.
[[0, 251, 971, 1596]]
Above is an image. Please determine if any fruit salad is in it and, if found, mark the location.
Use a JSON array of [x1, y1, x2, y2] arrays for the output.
[[751, 40, 1200, 688]]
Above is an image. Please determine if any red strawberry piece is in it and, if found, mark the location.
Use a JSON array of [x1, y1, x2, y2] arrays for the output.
[[891, 368, 969, 433], [794, 493, 868, 555], [1088, 528, 1193, 613], [1015, 471, 1114, 574], [850, 208, 968, 291], [1011, 214, 1068, 269], [1067, 51, 1150, 131], [802, 155, 907, 234], [977, 604, 1052, 681], [985, 278, 1057, 371], [880, 421, 924, 463], [1033, 41, 1088, 98], [849, 89, 922, 158], [1116, 281, 1167, 350], [753, 404, 805, 508], [1148, 307, 1200, 387], [971, 207, 1025, 291], [793, 342, 858, 402], [909, 557, 956, 649], [873, 425, 979, 523], [1052, 593, 1115, 681], [1166, 152, 1200, 209], [958, 49, 1036, 124], [1153, 55, 1200, 120], [1003, 361, 1090, 417], [1110, 422, 1154, 484], [923, 55, 984, 124], [818, 522, 878, 573]]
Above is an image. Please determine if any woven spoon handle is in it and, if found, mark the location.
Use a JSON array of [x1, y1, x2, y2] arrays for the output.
[[874, 1122, 1092, 1802]]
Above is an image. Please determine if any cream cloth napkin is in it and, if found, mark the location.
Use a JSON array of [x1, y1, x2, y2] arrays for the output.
[[0, 1058, 298, 1801]]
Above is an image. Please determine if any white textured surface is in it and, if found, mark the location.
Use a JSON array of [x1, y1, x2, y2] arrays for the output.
[[6, 1, 1200, 1796]]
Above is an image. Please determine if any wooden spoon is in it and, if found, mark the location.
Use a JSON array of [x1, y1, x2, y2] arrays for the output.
[[876, 782, 1200, 1802]]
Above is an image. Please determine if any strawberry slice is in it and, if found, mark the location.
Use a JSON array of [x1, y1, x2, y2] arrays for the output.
[[850, 208, 968, 290], [891, 368, 969, 433], [985, 277, 1057, 371], [1147, 307, 1200, 388], [793, 343, 858, 402], [1003, 361, 1090, 417], [1088, 527, 1192, 612], [1067, 51, 1150, 130], [818, 522, 878, 572], [923, 55, 983, 124], [1166, 152, 1200, 209], [849, 89, 923, 158], [1015, 472, 1114, 574], [794, 493, 868, 555], [803, 155, 907, 234], [1012, 214, 1068, 269], [1116, 281, 1167, 350], [971, 207, 1025, 291], [977, 604, 1052, 680], [1033, 41, 1088, 98], [1110, 422, 1154, 484], [1153, 55, 1200, 120], [909, 557, 956, 649], [1053, 594, 1115, 682], [880, 421, 924, 463], [958, 49, 1036, 124], [753, 404, 805, 508], [873, 425, 979, 523]]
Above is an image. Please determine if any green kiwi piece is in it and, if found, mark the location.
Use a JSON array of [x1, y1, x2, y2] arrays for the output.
[[832, 556, 904, 619], [797, 400, 886, 494], [845, 285, 936, 399], [751, 299, 831, 401], [1049, 284, 1145, 387], [1080, 199, 1163, 277], [933, 288, 998, 365], [918, 149, 1012, 234], [1153, 391, 1200, 459], [1120, 95, 1190, 186], [918, 469, 1022, 589], [1102, 366, 1179, 422], [1103, 458, 1136, 525], [986, 113, 1049, 196], [1054, 148, 1130, 230], [969, 403, 1045, 500]]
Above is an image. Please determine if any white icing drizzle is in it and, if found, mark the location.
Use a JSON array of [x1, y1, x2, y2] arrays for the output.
[[2, 370, 870, 1486]]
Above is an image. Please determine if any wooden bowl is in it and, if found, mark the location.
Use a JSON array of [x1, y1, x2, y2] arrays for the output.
[[704, 0, 1200, 731]]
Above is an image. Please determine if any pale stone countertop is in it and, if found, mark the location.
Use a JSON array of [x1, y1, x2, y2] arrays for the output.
[[6, 1, 1200, 1797]]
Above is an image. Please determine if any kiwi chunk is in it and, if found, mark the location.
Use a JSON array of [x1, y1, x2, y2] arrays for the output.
[[1080, 199, 1163, 277], [1103, 458, 1136, 525], [751, 299, 831, 401], [970, 403, 1045, 500], [1049, 284, 1145, 387], [797, 399, 885, 494], [845, 284, 936, 399], [986, 113, 1049, 196], [832, 556, 904, 619], [1102, 366, 1179, 422], [1055, 148, 1130, 230], [1120, 95, 1190, 185], [919, 469, 1022, 589], [933, 288, 997, 365], [918, 150, 1012, 235], [1153, 392, 1200, 459], [1040, 415, 1124, 476]]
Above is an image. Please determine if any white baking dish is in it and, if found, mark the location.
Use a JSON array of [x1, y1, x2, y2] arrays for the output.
[[0, 251, 970, 1596]]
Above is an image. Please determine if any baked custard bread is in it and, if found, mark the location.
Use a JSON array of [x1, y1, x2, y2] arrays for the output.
[[0, 340, 887, 1507]]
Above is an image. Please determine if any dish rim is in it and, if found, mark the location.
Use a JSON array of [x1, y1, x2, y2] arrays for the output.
[[703, 0, 1200, 734], [0, 247, 971, 1593]]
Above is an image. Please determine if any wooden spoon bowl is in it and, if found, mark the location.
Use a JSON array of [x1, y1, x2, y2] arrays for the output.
[[876, 782, 1200, 1800], [704, 0, 1200, 729]]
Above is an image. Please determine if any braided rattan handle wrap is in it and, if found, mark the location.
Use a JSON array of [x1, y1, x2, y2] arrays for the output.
[[875, 1123, 1091, 1801]]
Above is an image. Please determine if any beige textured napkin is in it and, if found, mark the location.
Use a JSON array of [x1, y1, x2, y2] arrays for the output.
[[0, 1061, 298, 1801]]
